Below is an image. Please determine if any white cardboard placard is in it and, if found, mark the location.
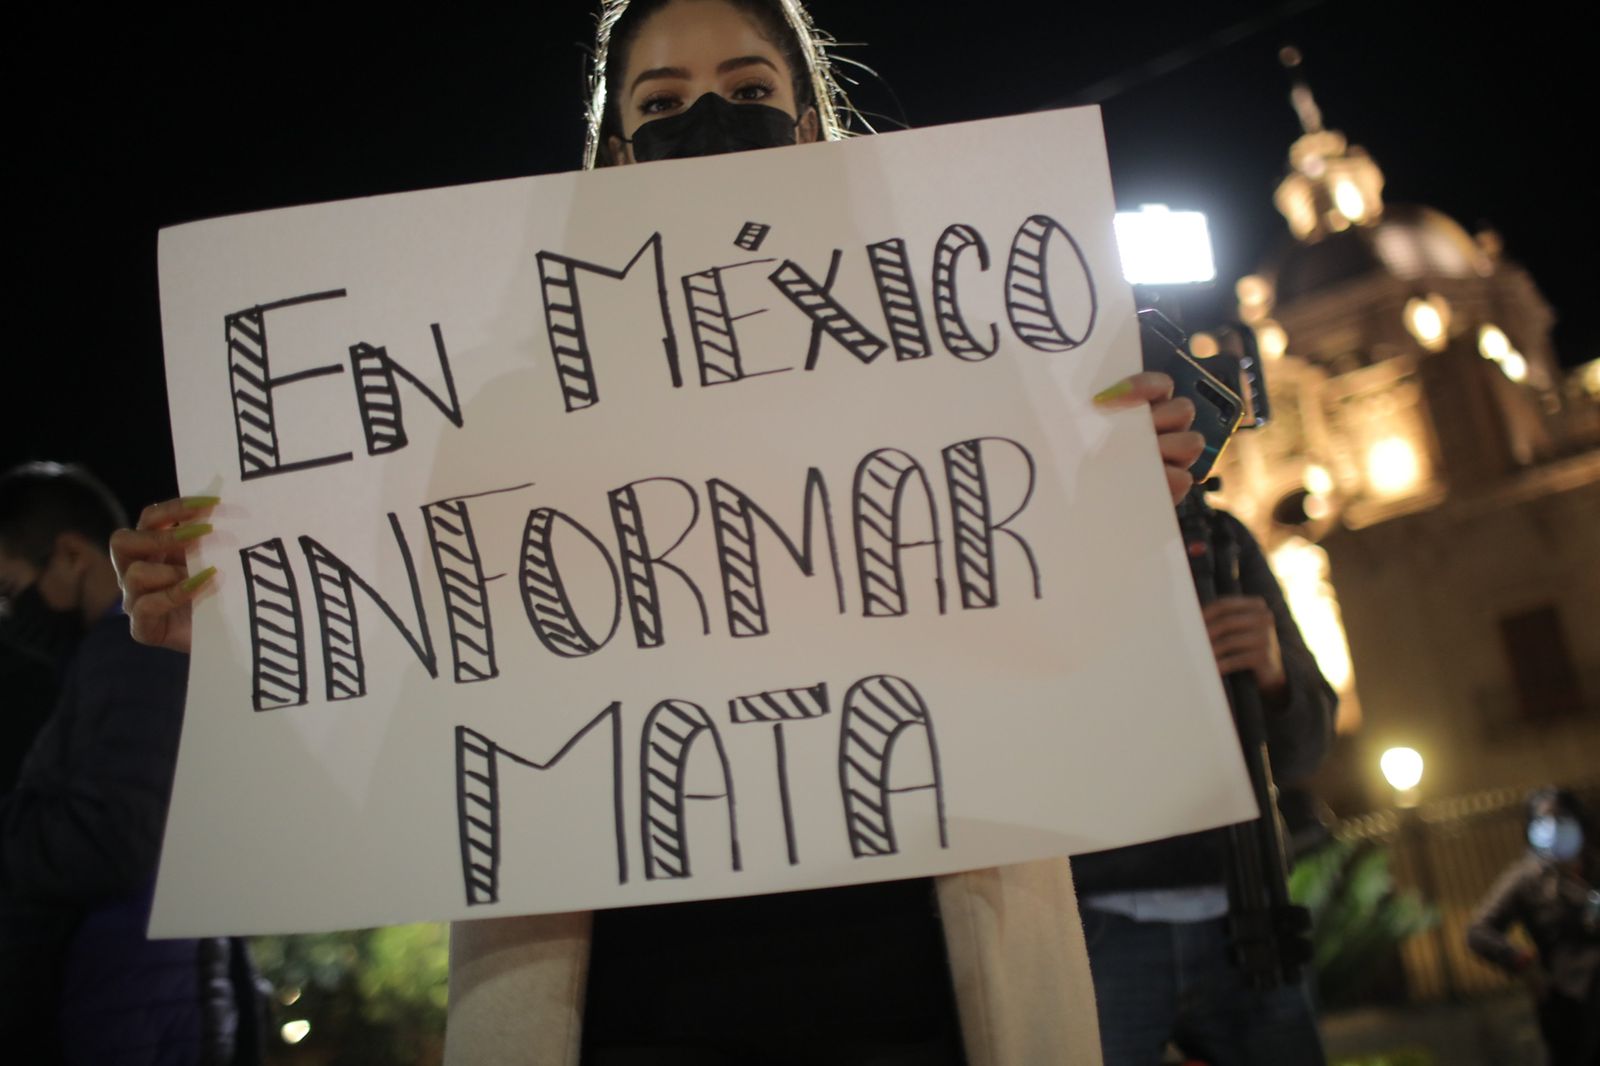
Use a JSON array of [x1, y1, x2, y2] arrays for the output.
[[151, 107, 1254, 936]]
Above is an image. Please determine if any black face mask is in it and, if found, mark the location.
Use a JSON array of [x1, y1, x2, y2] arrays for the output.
[[627, 92, 798, 162], [0, 582, 84, 667]]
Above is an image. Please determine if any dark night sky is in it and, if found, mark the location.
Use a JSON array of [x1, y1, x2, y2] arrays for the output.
[[8, 0, 1592, 517]]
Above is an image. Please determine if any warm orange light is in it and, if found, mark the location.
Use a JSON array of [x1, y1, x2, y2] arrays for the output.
[[1404, 295, 1450, 352], [1500, 350, 1528, 383], [1236, 275, 1273, 309], [1333, 179, 1368, 223], [1256, 320, 1288, 360], [1478, 324, 1512, 361], [1188, 332, 1220, 359], [1270, 537, 1353, 692], [1581, 359, 1600, 398], [1366, 436, 1421, 496]]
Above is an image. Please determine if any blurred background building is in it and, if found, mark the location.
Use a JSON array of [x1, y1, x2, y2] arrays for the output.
[[1174, 68, 1600, 1042], [1204, 65, 1600, 818]]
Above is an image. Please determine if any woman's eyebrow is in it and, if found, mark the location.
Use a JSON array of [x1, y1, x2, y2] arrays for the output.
[[630, 66, 691, 93], [716, 55, 778, 76], [630, 54, 779, 96]]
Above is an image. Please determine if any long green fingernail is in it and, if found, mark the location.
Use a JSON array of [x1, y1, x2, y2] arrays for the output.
[[1093, 380, 1134, 405], [181, 566, 217, 592], [172, 522, 213, 542], [181, 495, 221, 509]]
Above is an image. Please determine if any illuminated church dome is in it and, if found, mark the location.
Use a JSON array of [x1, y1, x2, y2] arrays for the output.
[[1259, 51, 1492, 307], [1237, 51, 1558, 391], [1272, 203, 1491, 305], [1217, 47, 1573, 547]]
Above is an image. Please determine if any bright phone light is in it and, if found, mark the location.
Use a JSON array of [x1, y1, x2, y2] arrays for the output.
[[1115, 205, 1217, 285]]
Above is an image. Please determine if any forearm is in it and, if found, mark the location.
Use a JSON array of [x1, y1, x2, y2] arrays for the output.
[[1465, 866, 1530, 971], [1464, 920, 1525, 971]]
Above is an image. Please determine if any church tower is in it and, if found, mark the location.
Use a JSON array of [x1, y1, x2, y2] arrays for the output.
[[1206, 50, 1600, 810]]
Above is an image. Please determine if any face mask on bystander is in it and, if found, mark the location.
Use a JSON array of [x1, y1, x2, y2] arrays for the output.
[[1528, 815, 1585, 863]]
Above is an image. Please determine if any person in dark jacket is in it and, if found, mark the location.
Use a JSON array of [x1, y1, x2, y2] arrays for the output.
[[1, 638, 57, 792], [0, 462, 261, 1066], [1467, 787, 1600, 1066], [1072, 491, 1338, 1066]]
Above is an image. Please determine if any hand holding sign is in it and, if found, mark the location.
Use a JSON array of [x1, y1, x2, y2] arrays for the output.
[[1092, 370, 1204, 503], [111, 496, 221, 654]]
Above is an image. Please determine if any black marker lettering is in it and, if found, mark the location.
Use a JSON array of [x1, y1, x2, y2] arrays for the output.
[[348, 324, 464, 455], [769, 253, 888, 368], [456, 705, 628, 905], [537, 234, 680, 411], [708, 471, 845, 638], [853, 449, 947, 618], [838, 675, 948, 857], [931, 225, 999, 361], [942, 437, 1041, 609], [608, 478, 710, 649], [681, 258, 785, 387], [733, 221, 771, 252], [518, 508, 622, 658], [422, 483, 533, 684], [729, 683, 830, 865], [299, 515, 438, 701], [240, 538, 308, 711], [1006, 215, 1097, 351], [866, 238, 933, 361], [225, 290, 353, 480], [640, 700, 741, 880]]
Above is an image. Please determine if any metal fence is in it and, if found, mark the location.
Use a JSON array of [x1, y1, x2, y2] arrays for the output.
[[1333, 778, 1600, 1003]]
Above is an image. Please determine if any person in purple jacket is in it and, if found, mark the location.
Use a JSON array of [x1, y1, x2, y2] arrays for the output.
[[0, 462, 262, 1066]]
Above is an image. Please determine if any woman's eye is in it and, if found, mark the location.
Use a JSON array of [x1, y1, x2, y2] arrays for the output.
[[639, 94, 680, 116], [730, 80, 774, 102]]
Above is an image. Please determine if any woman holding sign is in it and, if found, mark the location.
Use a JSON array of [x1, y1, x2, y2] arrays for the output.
[[114, 1, 1207, 1063]]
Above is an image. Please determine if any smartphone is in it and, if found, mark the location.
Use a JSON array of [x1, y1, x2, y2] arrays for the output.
[[1136, 307, 1243, 482]]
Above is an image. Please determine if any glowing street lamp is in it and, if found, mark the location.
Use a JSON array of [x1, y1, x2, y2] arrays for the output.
[[1380, 747, 1423, 790], [1381, 746, 1424, 807], [1382, 744, 1452, 996]]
